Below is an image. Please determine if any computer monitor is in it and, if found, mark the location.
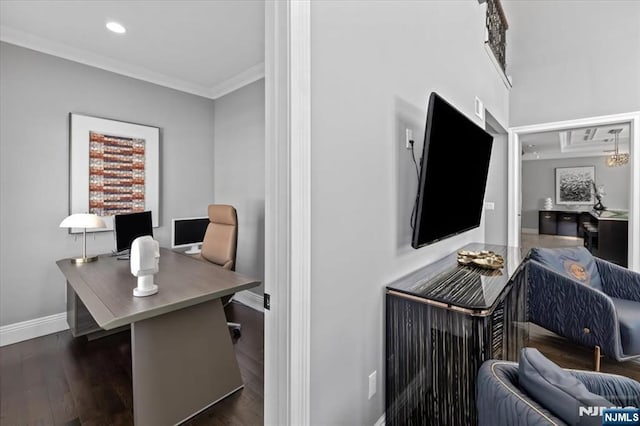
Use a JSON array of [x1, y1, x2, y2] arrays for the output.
[[171, 217, 210, 254], [114, 211, 153, 254]]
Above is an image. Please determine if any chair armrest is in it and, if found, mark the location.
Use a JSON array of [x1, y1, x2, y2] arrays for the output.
[[527, 261, 624, 360], [477, 360, 565, 426], [568, 369, 640, 408], [595, 258, 640, 302]]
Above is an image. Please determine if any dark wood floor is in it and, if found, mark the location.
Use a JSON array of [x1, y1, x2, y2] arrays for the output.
[[528, 323, 640, 381], [0, 302, 264, 426]]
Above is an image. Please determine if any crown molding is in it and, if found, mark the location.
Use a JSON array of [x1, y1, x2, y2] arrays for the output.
[[1, 25, 216, 99], [209, 62, 265, 99]]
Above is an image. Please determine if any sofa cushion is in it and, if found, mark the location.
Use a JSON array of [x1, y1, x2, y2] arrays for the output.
[[518, 348, 612, 426], [610, 297, 640, 356], [529, 246, 603, 291]]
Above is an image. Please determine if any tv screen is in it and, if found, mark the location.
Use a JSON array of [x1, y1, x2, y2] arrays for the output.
[[411, 92, 493, 249], [114, 211, 153, 253]]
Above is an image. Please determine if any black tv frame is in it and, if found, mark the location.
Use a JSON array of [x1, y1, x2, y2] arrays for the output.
[[411, 92, 493, 249]]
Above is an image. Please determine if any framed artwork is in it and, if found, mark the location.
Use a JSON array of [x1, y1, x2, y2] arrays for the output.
[[555, 166, 595, 205], [69, 113, 160, 232]]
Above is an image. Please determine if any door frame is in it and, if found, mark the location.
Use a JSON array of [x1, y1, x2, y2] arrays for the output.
[[508, 112, 640, 271], [264, 1, 312, 425]]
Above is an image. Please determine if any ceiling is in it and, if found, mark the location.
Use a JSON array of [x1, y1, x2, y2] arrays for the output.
[[520, 123, 631, 161], [0, 0, 265, 99]]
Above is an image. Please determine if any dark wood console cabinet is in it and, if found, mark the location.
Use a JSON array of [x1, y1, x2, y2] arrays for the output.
[[538, 210, 592, 237], [538, 210, 628, 267], [385, 243, 528, 426]]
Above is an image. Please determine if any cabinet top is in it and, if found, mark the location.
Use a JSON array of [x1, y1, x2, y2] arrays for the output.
[[539, 209, 589, 214], [590, 210, 629, 221], [386, 243, 525, 312]]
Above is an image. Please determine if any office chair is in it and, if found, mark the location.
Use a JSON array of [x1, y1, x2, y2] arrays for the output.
[[200, 204, 242, 337]]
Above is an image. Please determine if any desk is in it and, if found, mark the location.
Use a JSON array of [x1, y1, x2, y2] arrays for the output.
[[57, 248, 260, 426], [385, 243, 528, 425], [584, 210, 628, 267]]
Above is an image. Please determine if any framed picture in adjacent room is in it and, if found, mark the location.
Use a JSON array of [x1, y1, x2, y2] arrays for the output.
[[69, 113, 160, 232], [555, 166, 595, 205]]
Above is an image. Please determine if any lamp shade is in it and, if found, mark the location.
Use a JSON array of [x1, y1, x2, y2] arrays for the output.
[[59, 213, 106, 229]]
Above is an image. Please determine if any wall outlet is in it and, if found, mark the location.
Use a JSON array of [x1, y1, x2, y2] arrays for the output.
[[484, 201, 495, 210], [368, 370, 377, 399], [405, 128, 413, 149]]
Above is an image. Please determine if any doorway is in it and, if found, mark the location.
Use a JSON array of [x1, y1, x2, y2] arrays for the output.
[[508, 112, 640, 271]]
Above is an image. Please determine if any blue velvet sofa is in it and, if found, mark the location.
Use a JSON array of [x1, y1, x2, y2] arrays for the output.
[[525, 247, 640, 366]]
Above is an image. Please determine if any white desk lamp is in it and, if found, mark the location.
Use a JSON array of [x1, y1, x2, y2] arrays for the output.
[[59, 213, 106, 263], [130, 235, 160, 297]]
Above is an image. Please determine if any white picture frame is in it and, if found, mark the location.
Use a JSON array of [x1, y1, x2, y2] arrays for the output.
[[555, 166, 595, 205], [69, 113, 160, 232]]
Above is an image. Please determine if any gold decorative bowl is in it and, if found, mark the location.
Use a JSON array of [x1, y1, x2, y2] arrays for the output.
[[471, 257, 504, 270], [457, 250, 504, 270]]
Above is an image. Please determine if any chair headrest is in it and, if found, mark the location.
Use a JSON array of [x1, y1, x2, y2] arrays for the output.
[[528, 246, 603, 291], [208, 204, 237, 226]]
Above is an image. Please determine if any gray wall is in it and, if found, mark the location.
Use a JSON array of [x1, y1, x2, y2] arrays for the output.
[[309, 2, 509, 424], [522, 157, 630, 230], [485, 132, 508, 245], [505, 1, 640, 126], [0, 42, 216, 326], [213, 79, 265, 294]]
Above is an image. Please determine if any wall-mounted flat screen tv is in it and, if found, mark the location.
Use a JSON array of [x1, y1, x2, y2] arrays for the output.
[[411, 92, 493, 249]]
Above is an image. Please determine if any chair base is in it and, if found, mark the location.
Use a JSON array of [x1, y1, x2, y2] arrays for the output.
[[594, 345, 602, 372]]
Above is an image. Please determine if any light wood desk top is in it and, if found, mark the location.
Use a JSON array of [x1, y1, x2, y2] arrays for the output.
[[57, 247, 260, 330]]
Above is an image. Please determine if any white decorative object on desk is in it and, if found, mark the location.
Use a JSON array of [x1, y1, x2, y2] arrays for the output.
[[543, 197, 553, 210], [130, 236, 160, 297]]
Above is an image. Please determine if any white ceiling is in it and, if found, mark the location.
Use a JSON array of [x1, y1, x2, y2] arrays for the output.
[[0, 0, 265, 99], [520, 123, 631, 161]]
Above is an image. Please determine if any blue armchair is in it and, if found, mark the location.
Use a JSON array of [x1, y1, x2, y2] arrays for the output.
[[477, 358, 640, 426], [525, 247, 640, 369]]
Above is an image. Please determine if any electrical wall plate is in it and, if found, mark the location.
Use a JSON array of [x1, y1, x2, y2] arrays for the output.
[[475, 97, 485, 121], [405, 128, 413, 149]]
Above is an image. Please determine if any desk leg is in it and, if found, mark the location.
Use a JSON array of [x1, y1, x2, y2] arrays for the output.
[[131, 298, 243, 426]]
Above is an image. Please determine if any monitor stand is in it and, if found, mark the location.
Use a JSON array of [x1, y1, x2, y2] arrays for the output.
[[185, 244, 201, 255]]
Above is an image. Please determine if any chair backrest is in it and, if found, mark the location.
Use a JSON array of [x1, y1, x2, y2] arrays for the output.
[[528, 246, 603, 291], [201, 205, 237, 271]]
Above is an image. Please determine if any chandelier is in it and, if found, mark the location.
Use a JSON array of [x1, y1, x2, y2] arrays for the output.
[[606, 129, 629, 167]]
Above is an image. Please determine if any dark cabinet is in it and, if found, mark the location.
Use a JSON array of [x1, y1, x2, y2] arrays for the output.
[[539, 210, 578, 236], [557, 213, 578, 236], [385, 244, 528, 426], [538, 210, 628, 267], [539, 211, 557, 235]]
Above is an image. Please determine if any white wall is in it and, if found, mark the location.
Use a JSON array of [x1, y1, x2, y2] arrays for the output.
[[521, 156, 630, 229], [309, 2, 509, 424], [0, 42, 216, 327], [505, 1, 640, 126], [213, 79, 265, 293]]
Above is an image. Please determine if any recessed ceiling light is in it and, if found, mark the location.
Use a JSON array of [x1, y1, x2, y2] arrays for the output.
[[527, 144, 536, 148], [106, 21, 126, 34]]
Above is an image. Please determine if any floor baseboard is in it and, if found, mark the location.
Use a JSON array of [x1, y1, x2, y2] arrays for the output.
[[0, 312, 69, 347], [374, 413, 386, 426], [232, 290, 264, 313], [521, 227, 538, 234]]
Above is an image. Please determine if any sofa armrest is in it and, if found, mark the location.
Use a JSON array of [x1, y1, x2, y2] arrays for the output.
[[477, 360, 565, 426], [595, 258, 640, 302], [527, 260, 623, 360], [568, 369, 640, 408]]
